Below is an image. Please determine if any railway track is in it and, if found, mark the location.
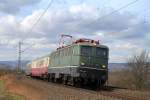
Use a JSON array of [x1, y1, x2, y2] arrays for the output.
[[99, 91, 147, 100], [24, 76, 147, 100], [63, 85, 147, 100]]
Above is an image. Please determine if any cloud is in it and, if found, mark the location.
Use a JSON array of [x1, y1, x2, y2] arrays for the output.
[[0, 0, 42, 14], [114, 43, 137, 50], [0, 15, 20, 36], [0, 3, 149, 62]]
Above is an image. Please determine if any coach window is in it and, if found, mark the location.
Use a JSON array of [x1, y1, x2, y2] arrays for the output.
[[66, 49, 67, 56], [66, 48, 68, 56], [62, 50, 64, 56], [59, 50, 61, 57], [70, 47, 72, 55], [68, 48, 70, 56], [72, 49, 74, 55], [57, 52, 59, 57], [53, 53, 55, 59], [68, 48, 70, 55], [69, 48, 71, 55], [61, 49, 63, 56], [59, 51, 60, 57], [64, 50, 65, 56], [64, 49, 66, 56], [69, 48, 70, 55], [53, 53, 55, 58], [58, 50, 62, 57], [54, 53, 56, 59], [60, 50, 62, 57], [52, 53, 54, 58], [71, 47, 73, 55], [72, 47, 74, 55], [54, 52, 56, 58], [52, 54, 54, 58], [56, 52, 58, 59]]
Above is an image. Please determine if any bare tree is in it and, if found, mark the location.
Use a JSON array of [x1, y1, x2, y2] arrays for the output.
[[127, 50, 150, 90]]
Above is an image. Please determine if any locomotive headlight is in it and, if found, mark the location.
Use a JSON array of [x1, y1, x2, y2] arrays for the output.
[[102, 65, 106, 68], [81, 62, 85, 66]]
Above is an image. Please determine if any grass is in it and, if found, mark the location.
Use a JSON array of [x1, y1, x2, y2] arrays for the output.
[[0, 80, 26, 100], [0, 72, 149, 100], [0, 80, 5, 93]]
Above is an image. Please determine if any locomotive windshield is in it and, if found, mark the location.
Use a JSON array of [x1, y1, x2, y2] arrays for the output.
[[81, 46, 92, 56], [96, 48, 108, 57], [81, 46, 108, 57]]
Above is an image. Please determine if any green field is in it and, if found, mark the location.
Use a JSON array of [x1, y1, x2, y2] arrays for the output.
[[0, 80, 26, 100]]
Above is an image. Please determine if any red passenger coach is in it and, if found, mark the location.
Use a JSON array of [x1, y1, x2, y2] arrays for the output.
[[30, 56, 50, 77]]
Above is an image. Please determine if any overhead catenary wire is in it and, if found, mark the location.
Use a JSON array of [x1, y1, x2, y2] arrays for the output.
[[29, 0, 54, 34], [16, 0, 54, 71], [22, 0, 140, 53], [28, 0, 138, 46], [0, 0, 54, 51], [22, 0, 54, 52], [22, 43, 36, 53], [93, 0, 139, 24], [96, 0, 109, 15]]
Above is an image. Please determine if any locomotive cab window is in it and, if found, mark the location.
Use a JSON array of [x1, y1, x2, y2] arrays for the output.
[[96, 48, 107, 57], [81, 46, 92, 56]]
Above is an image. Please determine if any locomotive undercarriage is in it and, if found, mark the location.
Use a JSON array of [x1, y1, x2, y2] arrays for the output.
[[45, 66, 108, 88]]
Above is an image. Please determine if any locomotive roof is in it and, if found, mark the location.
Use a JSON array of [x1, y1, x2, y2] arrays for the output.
[[27, 55, 50, 65], [29, 39, 108, 63], [56, 43, 108, 51], [76, 43, 108, 49], [31, 54, 50, 62], [49, 43, 108, 56]]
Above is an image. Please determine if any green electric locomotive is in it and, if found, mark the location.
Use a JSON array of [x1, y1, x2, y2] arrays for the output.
[[48, 38, 109, 87], [26, 37, 109, 88]]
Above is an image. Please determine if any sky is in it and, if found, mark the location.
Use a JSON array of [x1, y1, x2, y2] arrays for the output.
[[0, 0, 150, 63]]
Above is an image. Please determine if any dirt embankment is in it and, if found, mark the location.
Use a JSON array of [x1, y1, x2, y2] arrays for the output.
[[0, 74, 48, 100], [0, 74, 150, 100], [0, 74, 122, 100]]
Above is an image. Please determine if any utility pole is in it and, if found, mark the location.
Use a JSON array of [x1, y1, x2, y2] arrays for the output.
[[17, 41, 22, 73]]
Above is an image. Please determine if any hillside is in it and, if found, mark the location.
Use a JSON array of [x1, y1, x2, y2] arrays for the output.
[[0, 61, 127, 71], [0, 61, 29, 70]]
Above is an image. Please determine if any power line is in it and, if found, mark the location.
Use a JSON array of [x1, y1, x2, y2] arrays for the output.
[[15, 0, 54, 71], [22, 0, 139, 53], [22, 43, 35, 53], [29, 0, 54, 33], [93, 0, 139, 24], [22, 0, 54, 52]]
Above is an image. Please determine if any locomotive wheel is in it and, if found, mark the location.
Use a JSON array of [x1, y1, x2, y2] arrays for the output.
[[54, 78, 58, 83], [57, 78, 61, 83], [80, 78, 86, 87], [51, 73, 55, 82], [68, 77, 75, 86], [63, 79, 66, 85], [96, 79, 102, 90], [72, 77, 75, 86], [42, 74, 47, 81], [47, 74, 50, 82], [74, 78, 81, 87], [62, 75, 67, 85], [58, 74, 63, 83]]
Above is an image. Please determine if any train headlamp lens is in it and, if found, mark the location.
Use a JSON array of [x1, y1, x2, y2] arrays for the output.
[[81, 62, 85, 66], [102, 65, 106, 68]]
